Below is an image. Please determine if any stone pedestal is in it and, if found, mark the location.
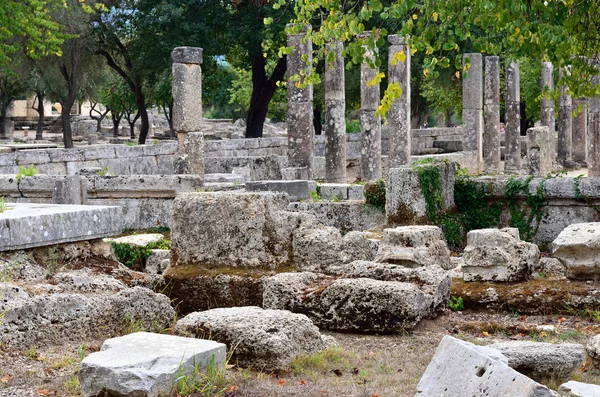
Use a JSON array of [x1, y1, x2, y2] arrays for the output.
[[558, 68, 573, 166], [462, 53, 483, 168], [505, 61, 521, 173], [172, 46, 204, 181], [572, 98, 587, 164], [589, 73, 600, 177], [387, 35, 411, 168], [52, 176, 87, 205], [541, 61, 556, 161], [287, 24, 314, 177], [527, 126, 553, 176], [324, 41, 346, 183], [360, 32, 382, 181], [483, 56, 501, 173]]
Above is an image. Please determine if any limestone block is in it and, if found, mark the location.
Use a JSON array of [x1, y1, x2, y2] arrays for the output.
[[52, 176, 87, 205], [527, 126, 553, 176], [552, 222, 600, 279], [375, 226, 453, 270], [263, 263, 450, 332], [145, 249, 170, 274], [489, 341, 585, 382], [559, 381, 600, 397], [106, 233, 165, 247], [416, 336, 559, 397], [80, 332, 224, 397], [174, 131, 204, 178], [287, 201, 386, 234], [462, 228, 540, 282], [171, 192, 317, 269], [537, 257, 566, 278], [171, 46, 203, 65], [175, 307, 330, 371], [172, 61, 203, 133], [385, 162, 455, 224], [587, 334, 600, 368], [245, 180, 316, 201]]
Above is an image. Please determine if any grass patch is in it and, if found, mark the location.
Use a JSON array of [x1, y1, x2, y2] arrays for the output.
[[16, 165, 38, 183]]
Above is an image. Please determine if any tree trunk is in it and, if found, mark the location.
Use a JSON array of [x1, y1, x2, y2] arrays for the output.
[[61, 104, 74, 148], [134, 81, 149, 144], [0, 117, 5, 140], [35, 93, 45, 140], [112, 113, 122, 137], [245, 54, 287, 138]]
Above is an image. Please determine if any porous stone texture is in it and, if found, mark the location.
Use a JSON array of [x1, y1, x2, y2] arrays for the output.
[[537, 257, 567, 278], [0, 203, 122, 252], [586, 334, 600, 368], [374, 226, 452, 270], [171, 192, 316, 269], [293, 226, 376, 272], [489, 341, 585, 382], [106, 233, 165, 247], [172, 47, 203, 133], [387, 35, 411, 168], [174, 131, 204, 179], [288, 201, 386, 234], [416, 336, 559, 397], [541, 61, 556, 160], [589, 71, 600, 177], [483, 56, 501, 173], [462, 53, 483, 165], [175, 306, 330, 371], [552, 222, 600, 279], [505, 60, 522, 173], [287, 24, 314, 176], [527, 126, 554, 176], [385, 162, 455, 224], [559, 381, 600, 397], [324, 40, 347, 183], [572, 98, 587, 164], [0, 286, 175, 348], [79, 332, 225, 397], [263, 262, 450, 332], [146, 249, 170, 274], [360, 31, 382, 181], [558, 67, 573, 166], [245, 180, 317, 201], [52, 175, 87, 204], [462, 228, 540, 282]]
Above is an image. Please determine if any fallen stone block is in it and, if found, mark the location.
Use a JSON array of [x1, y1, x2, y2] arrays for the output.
[[375, 226, 453, 270], [79, 332, 226, 397], [489, 341, 585, 382], [462, 228, 540, 282], [288, 201, 386, 234], [416, 335, 559, 396], [146, 249, 170, 274], [263, 263, 450, 332], [559, 381, 600, 397], [552, 222, 600, 280], [587, 334, 600, 368], [245, 180, 316, 201], [175, 306, 331, 371]]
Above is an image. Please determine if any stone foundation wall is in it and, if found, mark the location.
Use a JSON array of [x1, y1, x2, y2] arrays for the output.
[[466, 176, 600, 248], [0, 174, 201, 230], [0, 143, 177, 175]]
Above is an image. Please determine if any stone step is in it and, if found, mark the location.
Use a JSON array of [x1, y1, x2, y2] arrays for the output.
[[204, 173, 245, 183]]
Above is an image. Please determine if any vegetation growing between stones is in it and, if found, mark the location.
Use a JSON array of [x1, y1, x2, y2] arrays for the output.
[[364, 178, 386, 212], [15, 165, 38, 183], [111, 239, 170, 269], [170, 353, 233, 396]]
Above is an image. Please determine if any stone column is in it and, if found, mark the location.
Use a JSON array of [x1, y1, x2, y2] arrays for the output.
[[324, 40, 346, 183], [360, 32, 382, 181], [541, 61, 556, 160], [572, 98, 587, 164], [588, 70, 600, 176], [172, 46, 204, 179], [505, 61, 521, 173], [558, 67, 573, 166], [483, 56, 501, 173], [387, 35, 411, 168], [462, 53, 484, 167], [287, 24, 314, 178], [527, 126, 553, 176]]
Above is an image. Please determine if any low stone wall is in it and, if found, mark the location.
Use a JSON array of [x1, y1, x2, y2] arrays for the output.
[[0, 143, 177, 175], [465, 176, 600, 247], [0, 174, 201, 229]]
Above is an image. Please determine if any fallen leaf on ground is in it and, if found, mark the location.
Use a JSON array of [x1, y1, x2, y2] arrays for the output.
[[297, 379, 307, 385], [581, 362, 590, 373], [479, 331, 490, 337], [321, 390, 329, 394], [277, 379, 286, 386], [226, 364, 236, 370], [539, 331, 548, 337], [519, 316, 527, 321], [558, 317, 566, 323], [1, 374, 13, 384], [226, 385, 239, 393], [37, 390, 52, 396], [372, 394, 380, 397]]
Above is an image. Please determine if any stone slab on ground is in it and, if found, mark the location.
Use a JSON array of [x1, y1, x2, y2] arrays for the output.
[[489, 341, 585, 382], [175, 306, 331, 371], [79, 332, 226, 397], [416, 335, 559, 397], [587, 334, 600, 368], [245, 180, 317, 201], [552, 222, 600, 279], [559, 381, 600, 397], [0, 203, 122, 251]]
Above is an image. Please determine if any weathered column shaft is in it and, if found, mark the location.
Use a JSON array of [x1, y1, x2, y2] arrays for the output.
[[541, 61, 556, 160], [387, 35, 411, 168], [558, 67, 573, 165], [483, 56, 501, 172], [324, 41, 346, 183], [505, 61, 521, 173], [588, 72, 600, 177], [572, 98, 587, 164], [287, 24, 314, 177], [360, 32, 382, 181], [172, 46, 204, 179], [527, 126, 553, 176], [462, 53, 483, 166]]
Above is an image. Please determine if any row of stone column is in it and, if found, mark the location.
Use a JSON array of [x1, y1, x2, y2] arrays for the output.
[[288, 26, 412, 182]]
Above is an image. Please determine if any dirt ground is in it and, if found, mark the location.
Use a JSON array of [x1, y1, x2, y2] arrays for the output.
[[1, 310, 599, 397]]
